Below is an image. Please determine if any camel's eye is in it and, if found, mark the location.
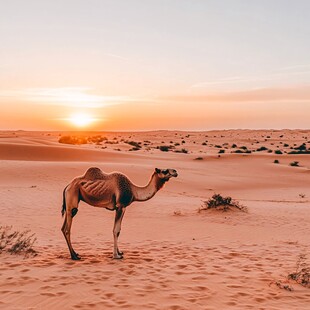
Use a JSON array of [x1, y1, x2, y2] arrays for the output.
[[163, 170, 168, 175]]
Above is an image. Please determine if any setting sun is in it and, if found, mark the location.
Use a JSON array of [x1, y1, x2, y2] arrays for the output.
[[69, 113, 95, 127]]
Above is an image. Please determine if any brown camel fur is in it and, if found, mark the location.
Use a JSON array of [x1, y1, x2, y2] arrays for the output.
[[61, 167, 178, 260]]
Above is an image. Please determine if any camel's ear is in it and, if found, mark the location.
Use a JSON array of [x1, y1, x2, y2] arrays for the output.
[[155, 168, 161, 174]]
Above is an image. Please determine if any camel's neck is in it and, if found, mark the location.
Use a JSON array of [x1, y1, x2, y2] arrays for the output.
[[132, 173, 166, 202]]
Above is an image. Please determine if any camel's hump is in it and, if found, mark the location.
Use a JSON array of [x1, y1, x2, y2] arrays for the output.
[[83, 167, 105, 180]]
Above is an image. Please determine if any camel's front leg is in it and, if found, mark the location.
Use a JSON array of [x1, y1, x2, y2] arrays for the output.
[[113, 207, 126, 259], [62, 209, 80, 260]]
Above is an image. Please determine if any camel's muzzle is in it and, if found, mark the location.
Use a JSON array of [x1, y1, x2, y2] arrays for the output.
[[172, 170, 178, 177]]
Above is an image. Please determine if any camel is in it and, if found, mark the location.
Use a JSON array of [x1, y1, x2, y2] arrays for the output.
[[61, 167, 178, 260]]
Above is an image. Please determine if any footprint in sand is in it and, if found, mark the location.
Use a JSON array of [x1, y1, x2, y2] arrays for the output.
[[192, 276, 207, 280], [227, 284, 243, 289], [40, 285, 53, 290], [40, 292, 56, 297]]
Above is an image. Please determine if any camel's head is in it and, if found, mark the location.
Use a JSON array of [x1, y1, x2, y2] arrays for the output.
[[155, 168, 178, 181]]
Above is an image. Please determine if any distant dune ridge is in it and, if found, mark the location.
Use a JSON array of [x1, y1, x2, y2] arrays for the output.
[[0, 130, 309, 309]]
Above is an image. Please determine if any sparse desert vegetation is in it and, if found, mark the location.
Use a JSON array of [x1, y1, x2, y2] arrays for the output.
[[290, 161, 299, 167], [158, 145, 171, 152], [199, 194, 247, 212], [55, 131, 310, 160], [59, 135, 88, 145], [175, 148, 188, 154], [288, 254, 310, 288], [274, 254, 310, 291], [59, 135, 109, 145], [0, 226, 37, 257], [125, 140, 142, 149]]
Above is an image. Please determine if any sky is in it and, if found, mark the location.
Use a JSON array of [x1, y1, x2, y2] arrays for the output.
[[0, 0, 310, 130]]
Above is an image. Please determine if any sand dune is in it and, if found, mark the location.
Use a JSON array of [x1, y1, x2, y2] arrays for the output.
[[0, 130, 309, 309], [0, 142, 136, 162]]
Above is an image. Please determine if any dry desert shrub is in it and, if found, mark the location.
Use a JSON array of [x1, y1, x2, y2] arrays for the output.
[[233, 149, 251, 154], [288, 254, 310, 288], [199, 194, 247, 212], [59, 135, 109, 145], [256, 146, 269, 152], [174, 148, 188, 154], [88, 135, 107, 144], [272, 281, 294, 291], [158, 145, 171, 152], [290, 161, 299, 167], [271, 254, 310, 291], [59, 135, 88, 145], [125, 140, 141, 149], [0, 226, 37, 257]]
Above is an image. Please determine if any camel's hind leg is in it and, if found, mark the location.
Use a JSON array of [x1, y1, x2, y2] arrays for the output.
[[113, 206, 126, 259], [61, 190, 80, 260]]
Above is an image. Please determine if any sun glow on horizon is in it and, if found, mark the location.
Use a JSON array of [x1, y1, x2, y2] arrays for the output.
[[68, 113, 96, 127]]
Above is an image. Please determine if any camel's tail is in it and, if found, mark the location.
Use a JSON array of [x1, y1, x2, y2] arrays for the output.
[[61, 185, 69, 217]]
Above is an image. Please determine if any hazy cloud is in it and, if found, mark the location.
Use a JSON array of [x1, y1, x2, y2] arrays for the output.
[[190, 67, 310, 91], [0, 87, 136, 108], [163, 86, 310, 104]]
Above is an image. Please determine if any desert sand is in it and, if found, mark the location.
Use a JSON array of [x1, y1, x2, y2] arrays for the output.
[[0, 130, 309, 309]]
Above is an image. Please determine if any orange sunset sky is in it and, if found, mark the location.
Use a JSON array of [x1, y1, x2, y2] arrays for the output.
[[1, 0, 310, 131]]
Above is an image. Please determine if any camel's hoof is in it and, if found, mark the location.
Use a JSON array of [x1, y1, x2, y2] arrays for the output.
[[118, 251, 124, 256], [113, 254, 123, 260], [71, 253, 81, 260]]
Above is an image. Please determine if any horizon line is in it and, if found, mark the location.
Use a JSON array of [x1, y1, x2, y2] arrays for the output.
[[1, 128, 309, 133]]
